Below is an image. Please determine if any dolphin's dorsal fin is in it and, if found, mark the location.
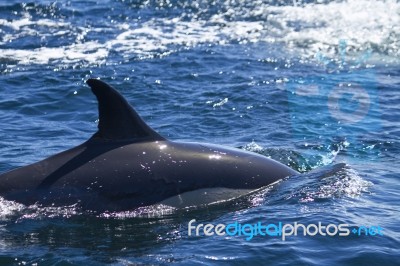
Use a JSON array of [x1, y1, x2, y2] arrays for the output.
[[86, 79, 165, 141]]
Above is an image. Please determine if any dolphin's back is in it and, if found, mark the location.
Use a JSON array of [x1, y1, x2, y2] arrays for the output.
[[0, 79, 298, 211]]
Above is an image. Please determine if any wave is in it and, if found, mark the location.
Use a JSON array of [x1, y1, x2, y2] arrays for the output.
[[0, 0, 398, 66]]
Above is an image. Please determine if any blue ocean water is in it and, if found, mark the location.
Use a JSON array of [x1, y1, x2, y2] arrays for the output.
[[0, 0, 399, 265]]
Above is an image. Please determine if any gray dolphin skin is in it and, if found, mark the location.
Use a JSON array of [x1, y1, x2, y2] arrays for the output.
[[0, 79, 299, 212]]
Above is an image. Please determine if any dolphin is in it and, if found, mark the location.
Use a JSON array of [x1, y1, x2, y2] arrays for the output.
[[0, 79, 298, 212]]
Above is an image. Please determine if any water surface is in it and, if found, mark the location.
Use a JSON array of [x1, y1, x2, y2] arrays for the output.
[[0, 0, 399, 265]]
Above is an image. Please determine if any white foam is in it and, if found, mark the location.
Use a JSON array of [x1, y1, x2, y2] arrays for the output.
[[0, 17, 70, 44], [0, 17, 69, 31], [263, 0, 400, 59], [0, 197, 25, 220], [1, 41, 108, 65], [298, 165, 373, 202], [0, 0, 398, 65]]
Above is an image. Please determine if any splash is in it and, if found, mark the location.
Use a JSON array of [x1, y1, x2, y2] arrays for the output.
[[285, 163, 373, 203], [99, 204, 177, 219], [0, 196, 84, 222], [241, 141, 314, 172], [0, 197, 25, 220]]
